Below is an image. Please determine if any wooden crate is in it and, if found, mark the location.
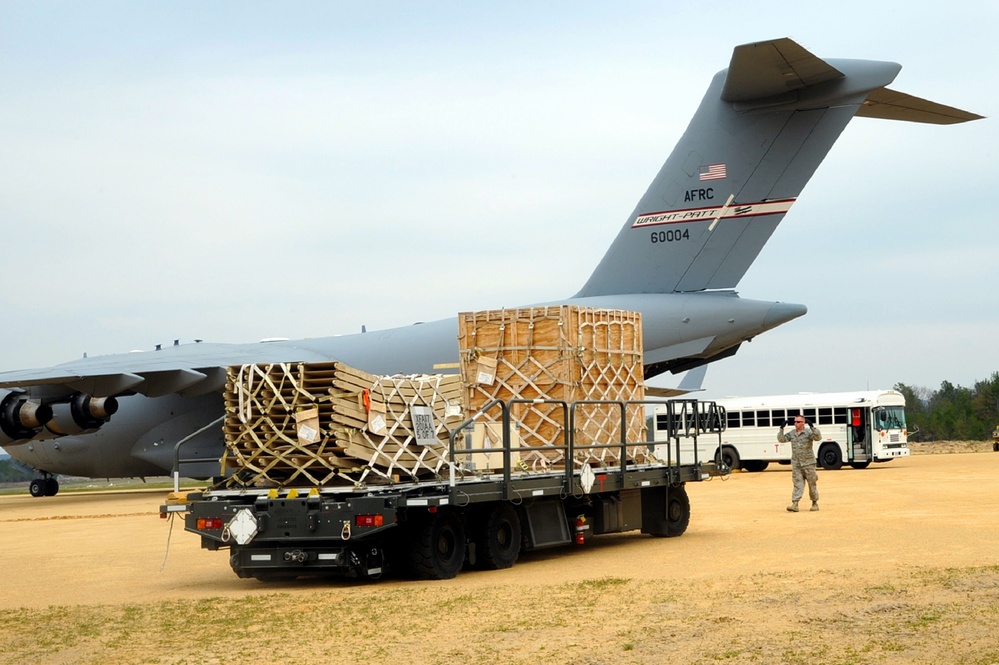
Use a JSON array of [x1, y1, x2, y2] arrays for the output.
[[223, 361, 465, 488], [457, 306, 648, 468]]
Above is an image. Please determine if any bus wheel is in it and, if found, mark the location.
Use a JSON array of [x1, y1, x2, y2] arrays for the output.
[[474, 504, 522, 570], [406, 509, 466, 580], [715, 446, 741, 471], [664, 485, 690, 537], [742, 460, 769, 472], [818, 444, 843, 470], [849, 461, 871, 470]]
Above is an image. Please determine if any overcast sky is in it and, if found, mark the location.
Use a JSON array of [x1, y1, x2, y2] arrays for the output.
[[1, 1, 995, 409]]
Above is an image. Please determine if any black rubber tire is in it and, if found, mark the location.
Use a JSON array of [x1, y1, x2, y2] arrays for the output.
[[664, 485, 691, 538], [715, 446, 741, 471], [849, 461, 871, 470], [741, 460, 770, 472], [405, 509, 466, 580], [818, 444, 843, 470], [45, 478, 59, 496], [29, 479, 46, 498], [473, 504, 522, 570]]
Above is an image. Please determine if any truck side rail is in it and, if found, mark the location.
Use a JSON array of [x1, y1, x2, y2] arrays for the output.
[[448, 397, 726, 504]]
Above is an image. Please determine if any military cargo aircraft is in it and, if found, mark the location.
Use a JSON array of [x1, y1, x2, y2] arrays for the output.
[[0, 38, 981, 496]]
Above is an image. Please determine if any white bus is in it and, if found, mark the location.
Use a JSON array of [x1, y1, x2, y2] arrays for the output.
[[653, 390, 910, 471]]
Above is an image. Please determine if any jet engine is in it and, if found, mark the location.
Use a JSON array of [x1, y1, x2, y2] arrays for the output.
[[44, 393, 120, 436], [0, 389, 54, 446]]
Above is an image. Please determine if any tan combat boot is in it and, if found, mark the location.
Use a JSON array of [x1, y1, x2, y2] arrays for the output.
[[786, 501, 799, 512], [810, 502, 819, 511]]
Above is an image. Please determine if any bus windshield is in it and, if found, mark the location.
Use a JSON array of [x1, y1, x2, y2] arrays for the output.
[[874, 406, 906, 430]]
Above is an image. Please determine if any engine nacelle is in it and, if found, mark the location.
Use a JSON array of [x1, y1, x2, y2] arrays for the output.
[[44, 393, 120, 436], [0, 390, 54, 446]]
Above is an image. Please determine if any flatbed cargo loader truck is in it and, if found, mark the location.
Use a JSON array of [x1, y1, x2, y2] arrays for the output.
[[162, 398, 726, 581]]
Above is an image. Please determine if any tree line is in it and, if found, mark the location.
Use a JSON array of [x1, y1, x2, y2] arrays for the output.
[[0, 457, 35, 483], [894, 371, 999, 441]]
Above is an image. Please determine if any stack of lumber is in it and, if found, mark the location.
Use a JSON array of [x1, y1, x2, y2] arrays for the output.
[[458, 305, 648, 469], [223, 361, 465, 488]]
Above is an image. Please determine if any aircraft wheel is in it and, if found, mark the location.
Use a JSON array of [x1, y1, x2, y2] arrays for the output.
[[473, 504, 522, 570], [405, 509, 466, 580], [45, 478, 59, 496], [29, 479, 47, 498]]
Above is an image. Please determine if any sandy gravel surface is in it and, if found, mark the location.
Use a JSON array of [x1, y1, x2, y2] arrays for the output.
[[1, 448, 997, 664]]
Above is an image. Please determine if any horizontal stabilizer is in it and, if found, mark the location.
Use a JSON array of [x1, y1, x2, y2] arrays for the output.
[[857, 87, 984, 124], [721, 37, 844, 102]]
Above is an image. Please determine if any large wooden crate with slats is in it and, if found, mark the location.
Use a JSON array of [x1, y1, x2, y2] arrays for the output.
[[222, 361, 465, 488], [457, 305, 647, 468]]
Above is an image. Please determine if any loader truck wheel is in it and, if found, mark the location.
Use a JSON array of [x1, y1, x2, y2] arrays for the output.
[[664, 485, 690, 537], [473, 503, 522, 570], [405, 508, 466, 580]]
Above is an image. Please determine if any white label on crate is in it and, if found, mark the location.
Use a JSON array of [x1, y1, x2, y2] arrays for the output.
[[532, 489, 544, 496], [368, 414, 387, 436], [297, 423, 320, 444], [411, 406, 436, 446], [476, 356, 497, 386]]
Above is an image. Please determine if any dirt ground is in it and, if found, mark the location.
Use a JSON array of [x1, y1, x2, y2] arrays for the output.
[[1, 445, 998, 664]]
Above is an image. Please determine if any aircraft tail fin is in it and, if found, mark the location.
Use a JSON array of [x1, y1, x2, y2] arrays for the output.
[[576, 38, 981, 298]]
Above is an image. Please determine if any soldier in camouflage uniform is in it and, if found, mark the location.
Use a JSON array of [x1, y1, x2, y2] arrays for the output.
[[778, 415, 822, 512]]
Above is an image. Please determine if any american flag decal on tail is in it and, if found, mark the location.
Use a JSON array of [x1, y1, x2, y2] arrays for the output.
[[699, 163, 727, 181]]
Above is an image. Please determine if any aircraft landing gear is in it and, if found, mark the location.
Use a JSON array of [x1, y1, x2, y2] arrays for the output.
[[29, 474, 59, 498]]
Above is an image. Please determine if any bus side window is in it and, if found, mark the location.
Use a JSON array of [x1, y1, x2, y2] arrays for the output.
[[742, 410, 755, 426], [727, 411, 741, 428], [772, 409, 786, 424], [656, 414, 669, 433], [818, 407, 833, 425], [803, 408, 817, 423], [833, 408, 848, 424], [756, 410, 770, 427]]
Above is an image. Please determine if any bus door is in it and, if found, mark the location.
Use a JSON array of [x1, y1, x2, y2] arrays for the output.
[[848, 407, 871, 462]]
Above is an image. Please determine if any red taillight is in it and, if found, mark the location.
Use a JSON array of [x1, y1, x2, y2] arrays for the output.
[[197, 518, 224, 530], [354, 514, 385, 528]]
